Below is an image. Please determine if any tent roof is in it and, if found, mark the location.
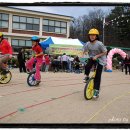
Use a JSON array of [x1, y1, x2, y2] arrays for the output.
[[50, 37, 84, 46], [40, 37, 84, 49]]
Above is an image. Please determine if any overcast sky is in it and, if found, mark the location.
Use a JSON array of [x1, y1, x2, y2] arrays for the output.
[[12, 6, 114, 18]]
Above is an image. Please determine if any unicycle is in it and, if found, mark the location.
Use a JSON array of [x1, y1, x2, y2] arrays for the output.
[[27, 59, 40, 86], [84, 59, 99, 100], [27, 70, 40, 86], [0, 63, 12, 84]]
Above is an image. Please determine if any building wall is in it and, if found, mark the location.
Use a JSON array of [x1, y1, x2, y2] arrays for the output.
[[0, 7, 73, 53]]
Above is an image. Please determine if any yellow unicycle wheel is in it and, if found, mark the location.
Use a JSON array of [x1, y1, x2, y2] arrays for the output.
[[0, 71, 12, 84], [84, 78, 94, 100]]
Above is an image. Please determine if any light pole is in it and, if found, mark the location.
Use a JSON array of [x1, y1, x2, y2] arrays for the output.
[[103, 17, 105, 44]]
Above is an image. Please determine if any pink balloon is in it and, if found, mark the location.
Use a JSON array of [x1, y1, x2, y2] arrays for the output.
[[106, 48, 127, 71]]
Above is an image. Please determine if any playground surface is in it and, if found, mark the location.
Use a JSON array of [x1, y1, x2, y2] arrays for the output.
[[0, 69, 130, 124]]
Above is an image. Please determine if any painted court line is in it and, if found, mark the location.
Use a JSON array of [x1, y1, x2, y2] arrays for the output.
[[1, 88, 41, 97], [0, 82, 83, 97], [0, 91, 80, 120], [85, 91, 130, 123]]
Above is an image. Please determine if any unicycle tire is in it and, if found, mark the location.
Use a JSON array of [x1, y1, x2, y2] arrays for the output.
[[0, 71, 12, 84], [84, 78, 94, 100], [27, 73, 38, 86]]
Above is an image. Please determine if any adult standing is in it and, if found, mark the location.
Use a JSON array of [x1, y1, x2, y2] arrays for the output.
[[120, 59, 124, 72], [58, 55, 62, 70], [52, 56, 59, 72], [41, 55, 45, 72], [61, 53, 68, 72], [45, 54, 50, 72], [74, 56, 80, 73], [17, 49, 26, 73], [68, 55, 74, 72], [124, 54, 130, 75]]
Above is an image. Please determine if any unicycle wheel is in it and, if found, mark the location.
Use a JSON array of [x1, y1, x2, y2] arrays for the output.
[[0, 71, 12, 84], [27, 73, 38, 86], [84, 78, 94, 100]]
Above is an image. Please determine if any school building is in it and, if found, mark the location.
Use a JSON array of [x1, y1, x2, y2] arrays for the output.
[[0, 7, 73, 53]]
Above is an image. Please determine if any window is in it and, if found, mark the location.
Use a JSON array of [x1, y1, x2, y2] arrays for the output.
[[13, 23, 19, 29], [20, 23, 26, 30], [26, 24, 33, 30], [2, 14, 9, 20], [55, 21, 60, 27], [19, 40, 25, 46], [13, 16, 19, 22], [20, 17, 26, 23], [12, 39, 32, 47], [49, 26, 55, 32], [55, 27, 60, 33], [1, 21, 8, 28], [34, 18, 39, 24], [43, 19, 67, 34], [0, 21, 1, 27], [61, 22, 67, 27], [43, 25, 48, 32], [43, 19, 48, 25], [27, 17, 33, 23], [0, 13, 9, 28], [12, 39, 19, 46], [4, 37, 8, 40], [33, 24, 39, 31], [49, 20, 54, 26], [61, 28, 67, 34], [26, 40, 32, 47], [13, 15, 40, 31]]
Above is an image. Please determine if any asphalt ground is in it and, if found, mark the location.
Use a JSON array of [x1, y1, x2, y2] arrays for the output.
[[0, 69, 130, 124]]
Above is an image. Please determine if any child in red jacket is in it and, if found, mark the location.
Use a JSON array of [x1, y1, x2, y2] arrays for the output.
[[0, 32, 13, 70], [26, 36, 43, 84]]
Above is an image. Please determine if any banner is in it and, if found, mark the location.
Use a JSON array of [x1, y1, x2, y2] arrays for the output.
[[49, 44, 83, 57]]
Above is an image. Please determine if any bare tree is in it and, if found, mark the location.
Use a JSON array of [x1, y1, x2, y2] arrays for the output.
[[70, 9, 105, 42]]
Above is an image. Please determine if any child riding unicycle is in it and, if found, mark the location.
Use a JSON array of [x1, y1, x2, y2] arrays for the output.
[[83, 28, 107, 99], [26, 36, 43, 86], [0, 32, 13, 84]]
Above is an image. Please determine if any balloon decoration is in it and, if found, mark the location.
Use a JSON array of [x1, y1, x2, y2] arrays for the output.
[[106, 48, 126, 72]]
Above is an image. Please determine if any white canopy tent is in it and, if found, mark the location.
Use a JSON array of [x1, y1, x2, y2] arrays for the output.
[[50, 37, 84, 46], [40, 37, 84, 49]]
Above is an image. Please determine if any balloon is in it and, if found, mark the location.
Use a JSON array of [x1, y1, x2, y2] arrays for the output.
[[106, 48, 127, 71]]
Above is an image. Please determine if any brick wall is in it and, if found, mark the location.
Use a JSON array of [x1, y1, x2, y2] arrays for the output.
[[42, 32, 67, 38], [12, 30, 39, 35], [0, 28, 8, 32], [0, 29, 67, 38]]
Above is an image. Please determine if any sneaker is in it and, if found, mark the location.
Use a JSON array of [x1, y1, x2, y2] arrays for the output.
[[93, 89, 99, 98], [1, 70, 9, 75], [36, 80, 41, 84], [83, 76, 89, 82]]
